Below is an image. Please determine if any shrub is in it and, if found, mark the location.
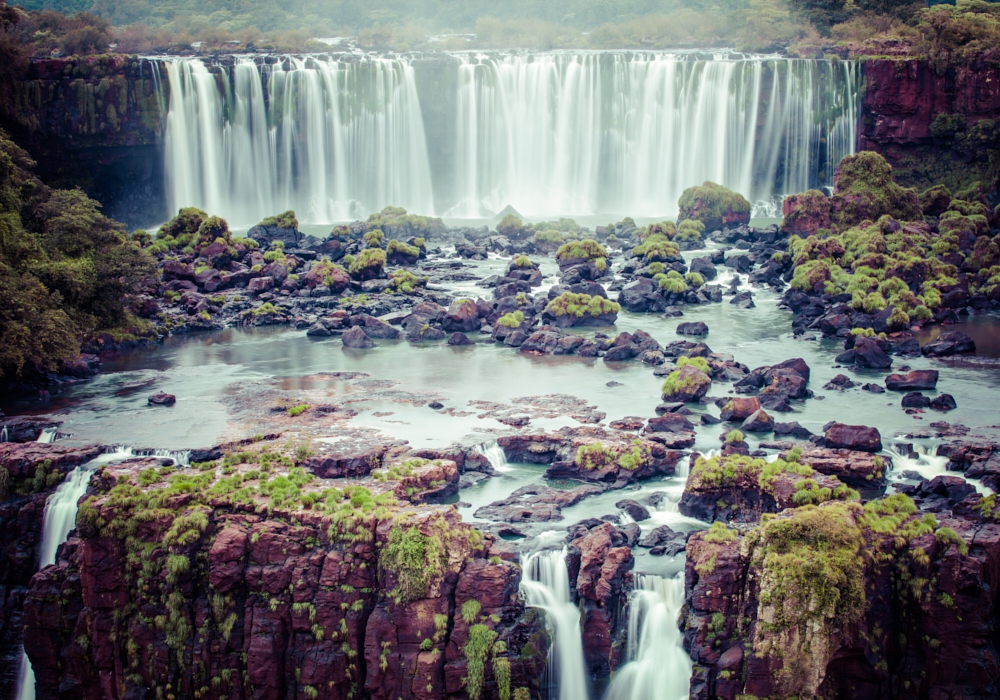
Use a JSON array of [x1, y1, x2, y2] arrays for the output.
[[555, 239, 607, 264], [363, 229, 385, 248], [258, 210, 298, 230], [678, 181, 751, 231], [350, 248, 386, 278], [497, 311, 524, 328]]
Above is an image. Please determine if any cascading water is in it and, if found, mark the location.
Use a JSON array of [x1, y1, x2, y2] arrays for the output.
[[474, 440, 510, 473], [35, 428, 56, 444], [159, 52, 858, 224], [521, 548, 590, 700], [14, 446, 162, 700], [162, 55, 435, 226], [605, 574, 691, 700]]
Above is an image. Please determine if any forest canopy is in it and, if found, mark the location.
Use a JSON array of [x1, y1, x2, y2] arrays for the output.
[[3, 0, 999, 54]]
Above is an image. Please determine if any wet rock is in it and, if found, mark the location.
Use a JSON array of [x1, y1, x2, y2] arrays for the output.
[[615, 499, 651, 521], [931, 393, 957, 410], [823, 374, 855, 390], [741, 409, 774, 433], [901, 392, 931, 408], [922, 331, 976, 357], [729, 290, 755, 308], [661, 364, 712, 403], [823, 422, 882, 452], [474, 483, 607, 522], [428, 401, 444, 410], [851, 336, 893, 369], [609, 417, 645, 431], [719, 397, 761, 422], [862, 382, 886, 394], [645, 414, 696, 433], [147, 392, 176, 406], [637, 525, 687, 555], [442, 298, 481, 333], [774, 422, 813, 439], [342, 326, 375, 349], [788, 446, 888, 487], [677, 321, 709, 336], [885, 370, 939, 391], [447, 332, 474, 346], [0, 416, 62, 443]]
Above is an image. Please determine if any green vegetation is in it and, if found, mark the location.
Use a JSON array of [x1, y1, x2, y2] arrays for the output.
[[702, 521, 738, 543], [545, 292, 620, 318], [655, 269, 688, 294], [575, 439, 652, 472], [555, 238, 607, 264], [497, 214, 525, 238], [286, 404, 309, 417], [257, 210, 297, 230], [512, 254, 532, 268], [632, 234, 680, 263], [0, 127, 155, 377], [349, 248, 386, 279], [660, 356, 711, 399], [497, 311, 525, 328], [387, 238, 420, 258], [724, 429, 746, 444], [678, 181, 751, 230], [363, 229, 385, 248], [390, 268, 422, 293]]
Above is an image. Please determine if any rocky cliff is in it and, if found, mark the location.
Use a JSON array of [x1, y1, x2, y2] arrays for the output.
[[0, 443, 103, 699], [2, 54, 166, 227], [17, 443, 548, 700], [861, 57, 1000, 195]]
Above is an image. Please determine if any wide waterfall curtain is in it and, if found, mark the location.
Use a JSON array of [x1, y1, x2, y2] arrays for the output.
[[160, 52, 859, 225]]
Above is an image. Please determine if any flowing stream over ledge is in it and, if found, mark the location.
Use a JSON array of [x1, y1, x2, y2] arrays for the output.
[[155, 52, 858, 226]]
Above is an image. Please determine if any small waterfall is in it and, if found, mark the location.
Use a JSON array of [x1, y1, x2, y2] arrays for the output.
[[521, 548, 589, 700], [604, 574, 691, 700], [892, 444, 992, 495], [36, 428, 56, 444], [1, 425, 8, 442], [474, 440, 510, 473], [15, 445, 136, 700]]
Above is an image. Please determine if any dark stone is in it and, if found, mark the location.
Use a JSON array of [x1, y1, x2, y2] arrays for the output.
[[148, 392, 176, 406], [741, 409, 774, 433], [901, 392, 931, 408], [774, 421, 813, 439], [428, 401, 444, 410], [930, 393, 957, 410], [615, 499, 651, 521], [342, 326, 375, 349], [447, 332, 474, 346], [676, 321, 709, 336]]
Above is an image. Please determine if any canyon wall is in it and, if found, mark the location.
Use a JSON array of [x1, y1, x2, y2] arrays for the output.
[[860, 56, 1000, 195]]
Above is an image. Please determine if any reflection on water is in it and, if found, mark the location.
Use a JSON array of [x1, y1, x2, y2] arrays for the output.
[[914, 313, 1000, 358]]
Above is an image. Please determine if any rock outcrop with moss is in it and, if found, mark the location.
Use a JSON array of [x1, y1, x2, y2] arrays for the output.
[[21, 439, 548, 700], [677, 181, 751, 232]]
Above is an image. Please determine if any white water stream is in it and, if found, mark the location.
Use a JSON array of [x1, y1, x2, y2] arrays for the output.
[[521, 548, 591, 700], [474, 440, 511, 473], [159, 52, 858, 224], [604, 574, 692, 700]]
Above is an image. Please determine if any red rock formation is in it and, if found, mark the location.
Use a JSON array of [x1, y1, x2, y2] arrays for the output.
[[22, 490, 547, 700]]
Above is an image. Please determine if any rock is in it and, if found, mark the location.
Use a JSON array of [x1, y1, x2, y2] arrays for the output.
[[931, 393, 957, 410], [442, 299, 481, 333], [662, 364, 712, 403], [729, 290, 755, 308], [676, 321, 709, 336], [447, 332, 474, 346], [474, 483, 606, 522], [0, 416, 62, 443], [615, 499, 651, 521], [741, 409, 774, 433], [147, 392, 176, 406], [785, 446, 888, 488], [862, 382, 886, 394], [852, 336, 893, 368], [247, 275, 274, 293], [823, 374, 855, 390], [342, 326, 375, 349], [646, 414, 696, 433], [774, 422, 813, 439], [637, 525, 687, 555], [610, 417, 645, 431], [901, 392, 931, 408], [428, 401, 444, 410], [719, 397, 761, 422], [823, 423, 883, 452], [885, 370, 939, 391], [922, 331, 975, 357]]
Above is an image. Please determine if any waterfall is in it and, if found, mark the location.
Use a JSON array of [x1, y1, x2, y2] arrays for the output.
[[0, 426, 8, 442], [162, 55, 435, 226], [605, 574, 691, 700], [474, 440, 510, 473], [159, 52, 858, 225], [521, 548, 590, 700], [36, 428, 56, 444]]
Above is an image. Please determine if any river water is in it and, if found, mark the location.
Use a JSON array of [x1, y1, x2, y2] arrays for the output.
[[5, 238, 999, 700]]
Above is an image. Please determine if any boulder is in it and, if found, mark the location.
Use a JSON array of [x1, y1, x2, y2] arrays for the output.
[[824, 423, 882, 452], [342, 326, 375, 349], [719, 397, 761, 422], [662, 364, 712, 403], [148, 392, 176, 406], [901, 392, 931, 408], [852, 336, 893, 369], [885, 370, 939, 391], [741, 409, 774, 433], [677, 321, 709, 336], [646, 413, 696, 433], [615, 499, 651, 521], [922, 331, 976, 357], [931, 393, 957, 410], [447, 332, 474, 346]]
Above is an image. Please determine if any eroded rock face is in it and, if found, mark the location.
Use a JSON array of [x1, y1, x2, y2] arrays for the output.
[[23, 499, 548, 700], [685, 490, 1000, 700]]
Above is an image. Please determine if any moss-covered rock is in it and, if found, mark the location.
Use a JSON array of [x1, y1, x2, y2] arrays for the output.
[[677, 181, 751, 231], [543, 292, 619, 327]]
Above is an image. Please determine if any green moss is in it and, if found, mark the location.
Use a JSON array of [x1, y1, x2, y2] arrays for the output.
[[287, 404, 309, 417], [497, 311, 524, 328], [934, 526, 968, 556], [349, 248, 386, 277], [724, 429, 745, 444], [702, 521, 738, 543], [555, 238, 607, 264], [545, 292, 620, 318], [575, 439, 651, 471], [632, 234, 679, 262], [461, 599, 482, 624], [512, 254, 532, 268], [363, 229, 385, 248], [390, 269, 421, 293], [678, 181, 751, 228], [257, 210, 298, 230], [463, 624, 499, 700], [387, 238, 420, 257]]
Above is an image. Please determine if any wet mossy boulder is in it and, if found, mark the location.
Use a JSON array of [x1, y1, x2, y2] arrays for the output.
[[831, 152, 922, 227], [543, 292, 619, 327], [348, 247, 386, 281], [660, 356, 711, 403], [249, 210, 302, 248], [555, 239, 608, 274], [678, 181, 751, 232]]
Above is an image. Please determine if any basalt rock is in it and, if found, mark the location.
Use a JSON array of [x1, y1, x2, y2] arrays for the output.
[[885, 369, 939, 391], [824, 423, 883, 453]]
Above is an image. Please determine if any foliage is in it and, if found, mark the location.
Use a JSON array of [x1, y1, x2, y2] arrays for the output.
[[381, 525, 442, 602], [575, 439, 651, 471], [349, 248, 386, 277], [497, 311, 524, 328], [678, 181, 751, 229], [555, 238, 607, 264], [0, 127, 155, 377], [390, 268, 422, 293], [545, 292, 620, 318]]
